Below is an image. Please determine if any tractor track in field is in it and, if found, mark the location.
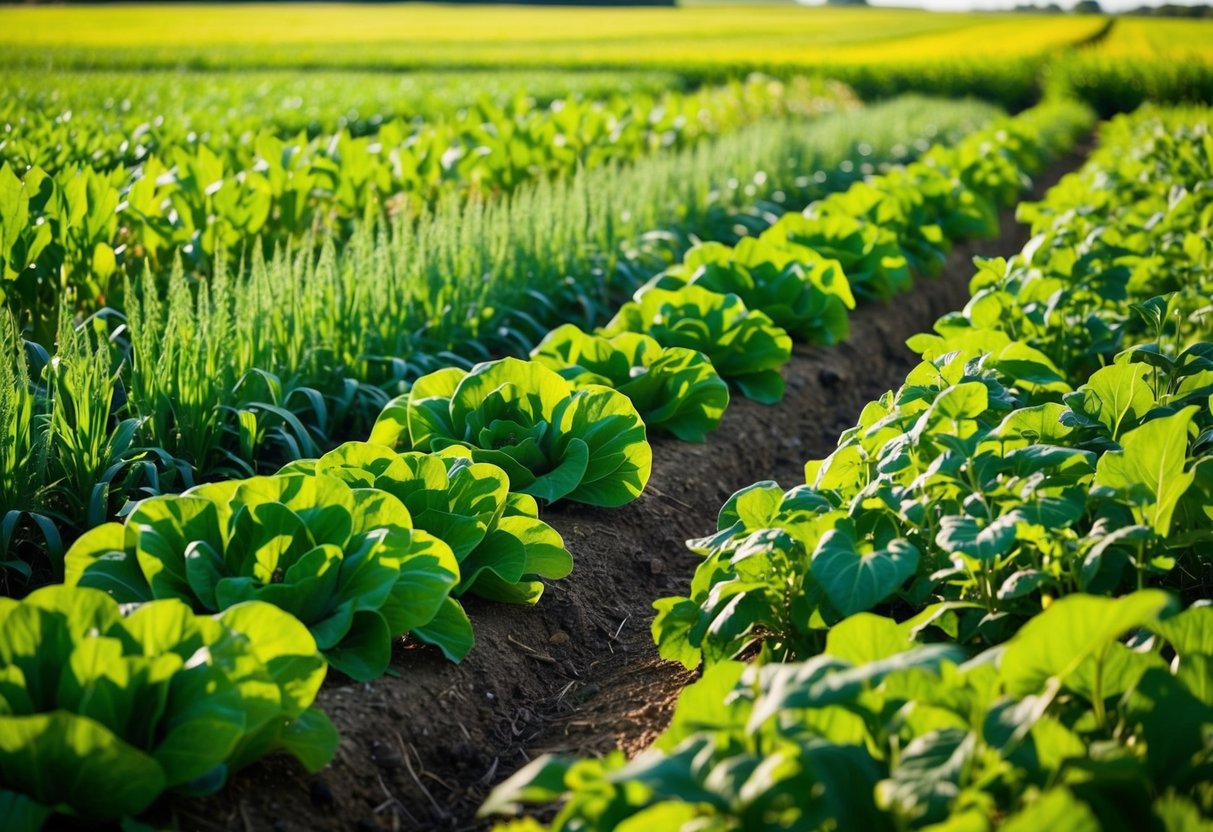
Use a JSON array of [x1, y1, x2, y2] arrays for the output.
[[171, 147, 1088, 832]]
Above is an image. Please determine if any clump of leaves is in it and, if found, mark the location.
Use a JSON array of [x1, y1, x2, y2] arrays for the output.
[[371, 357, 652, 507], [763, 210, 912, 301], [601, 285, 792, 404], [487, 592, 1213, 832], [282, 442, 573, 604], [0, 585, 336, 827], [64, 472, 468, 680], [647, 238, 855, 345], [530, 324, 729, 442]]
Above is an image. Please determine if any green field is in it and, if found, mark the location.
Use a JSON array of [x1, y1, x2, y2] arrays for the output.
[[2, 6, 1212, 832]]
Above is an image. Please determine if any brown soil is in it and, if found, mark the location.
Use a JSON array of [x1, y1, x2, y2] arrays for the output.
[[171, 150, 1086, 832]]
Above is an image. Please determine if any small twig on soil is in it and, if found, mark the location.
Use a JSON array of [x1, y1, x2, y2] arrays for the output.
[[439, 678, 471, 706], [174, 807, 230, 832], [238, 802, 254, 832], [554, 680, 577, 709], [478, 756, 500, 786], [375, 771, 418, 826], [612, 616, 630, 641], [413, 747, 458, 792], [396, 731, 449, 819], [508, 710, 527, 737], [645, 485, 696, 512], [507, 634, 559, 665]]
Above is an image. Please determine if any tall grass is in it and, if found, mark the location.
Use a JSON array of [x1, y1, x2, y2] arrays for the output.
[[0, 312, 37, 530], [0, 307, 135, 585]]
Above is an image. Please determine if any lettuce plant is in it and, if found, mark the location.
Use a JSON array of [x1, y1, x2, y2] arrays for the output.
[[601, 285, 792, 404], [371, 357, 651, 507], [0, 585, 335, 827], [647, 238, 856, 345], [63, 472, 469, 680], [809, 162, 998, 278], [281, 442, 573, 604], [530, 324, 729, 442], [764, 211, 912, 301]]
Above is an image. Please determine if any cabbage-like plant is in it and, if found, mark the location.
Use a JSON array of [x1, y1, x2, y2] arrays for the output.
[[0, 585, 335, 827], [281, 442, 573, 604], [530, 324, 729, 442], [64, 473, 469, 680], [601, 285, 792, 404], [809, 164, 997, 279], [371, 357, 651, 507], [648, 238, 855, 345], [764, 211, 911, 301]]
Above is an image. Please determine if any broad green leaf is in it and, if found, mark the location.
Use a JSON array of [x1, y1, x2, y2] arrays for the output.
[[412, 596, 475, 662], [0, 713, 165, 821], [935, 514, 1017, 563], [999, 591, 1175, 698], [64, 523, 151, 603], [324, 609, 391, 682], [1001, 788, 1100, 832], [825, 613, 915, 665], [812, 530, 920, 616], [1065, 362, 1156, 439], [1093, 406, 1199, 535]]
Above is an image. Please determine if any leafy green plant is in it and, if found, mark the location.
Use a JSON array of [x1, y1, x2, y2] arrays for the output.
[[371, 357, 652, 507], [763, 210, 913, 302], [601, 285, 792, 404], [810, 161, 999, 277], [488, 591, 1213, 832], [0, 311, 43, 581], [530, 324, 729, 442], [280, 442, 573, 604], [657, 339, 1212, 670], [1, 307, 166, 588], [652, 481, 837, 669], [0, 584, 336, 827], [63, 472, 469, 679], [645, 237, 856, 345]]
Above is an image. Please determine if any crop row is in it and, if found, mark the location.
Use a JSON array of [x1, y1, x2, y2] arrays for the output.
[[0, 96, 1000, 580], [0, 68, 685, 168], [0, 99, 1090, 829], [1, 74, 852, 340], [483, 105, 1213, 831]]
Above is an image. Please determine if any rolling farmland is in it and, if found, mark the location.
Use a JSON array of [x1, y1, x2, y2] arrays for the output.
[[1, 4, 1211, 831]]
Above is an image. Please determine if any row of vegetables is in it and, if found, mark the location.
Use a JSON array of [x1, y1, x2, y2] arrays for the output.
[[0, 99, 1093, 828], [0, 96, 1001, 583], [0, 68, 686, 172], [484, 105, 1213, 831], [1, 74, 852, 340]]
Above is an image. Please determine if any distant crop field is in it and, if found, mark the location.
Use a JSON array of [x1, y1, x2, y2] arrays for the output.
[[1089, 16, 1213, 61], [0, 3, 1105, 70]]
